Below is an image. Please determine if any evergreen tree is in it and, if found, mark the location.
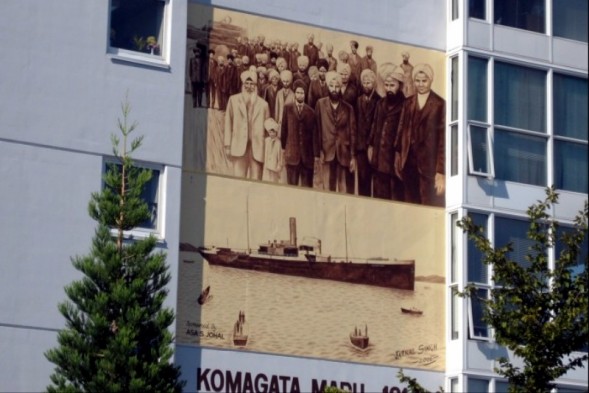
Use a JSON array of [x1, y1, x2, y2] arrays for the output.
[[45, 100, 184, 393], [458, 188, 588, 392]]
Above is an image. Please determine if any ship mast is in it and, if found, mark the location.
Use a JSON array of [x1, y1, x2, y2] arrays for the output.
[[344, 206, 348, 262], [246, 194, 250, 252]]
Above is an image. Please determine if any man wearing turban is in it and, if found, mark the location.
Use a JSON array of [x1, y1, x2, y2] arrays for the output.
[[224, 70, 270, 180], [315, 71, 357, 194], [394, 63, 445, 207]]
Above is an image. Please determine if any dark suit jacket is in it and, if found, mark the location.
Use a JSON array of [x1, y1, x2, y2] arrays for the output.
[[355, 91, 381, 152], [281, 103, 317, 168], [395, 91, 445, 178], [307, 80, 329, 110], [368, 94, 405, 174], [341, 83, 358, 107], [315, 98, 356, 167]]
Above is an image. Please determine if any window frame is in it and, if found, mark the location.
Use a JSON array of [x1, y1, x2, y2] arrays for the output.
[[467, 123, 495, 177], [102, 157, 165, 239], [107, 0, 170, 68]]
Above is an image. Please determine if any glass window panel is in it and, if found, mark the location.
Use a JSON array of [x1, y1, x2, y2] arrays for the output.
[[494, 130, 546, 186], [451, 213, 459, 282], [468, 213, 489, 283], [494, 0, 545, 33], [110, 0, 165, 55], [452, 0, 460, 20], [470, 288, 490, 337], [450, 378, 459, 393], [451, 286, 460, 339], [495, 381, 510, 393], [469, 0, 486, 20], [555, 226, 588, 279], [554, 74, 588, 141], [554, 140, 588, 193], [469, 125, 490, 174], [468, 378, 489, 392], [553, 0, 588, 43], [451, 125, 459, 176], [451, 57, 459, 121], [468, 57, 487, 122], [495, 217, 535, 269], [494, 62, 546, 132]]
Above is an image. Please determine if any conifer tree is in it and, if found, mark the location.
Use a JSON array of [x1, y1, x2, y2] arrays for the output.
[[45, 100, 184, 393]]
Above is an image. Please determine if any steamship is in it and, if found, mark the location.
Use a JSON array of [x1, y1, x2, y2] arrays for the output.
[[197, 217, 415, 290]]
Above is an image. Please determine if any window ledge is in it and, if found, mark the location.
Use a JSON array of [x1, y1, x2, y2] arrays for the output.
[[108, 49, 170, 71]]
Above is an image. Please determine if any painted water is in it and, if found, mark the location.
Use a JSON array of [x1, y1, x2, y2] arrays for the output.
[[177, 255, 445, 371]]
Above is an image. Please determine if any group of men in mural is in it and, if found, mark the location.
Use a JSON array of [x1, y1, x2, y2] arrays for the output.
[[188, 32, 445, 207]]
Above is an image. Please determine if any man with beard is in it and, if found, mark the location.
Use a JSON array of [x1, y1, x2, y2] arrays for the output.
[[325, 43, 338, 71], [280, 79, 317, 187], [274, 70, 295, 127], [337, 63, 358, 107], [355, 69, 381, 197], [215, 56, 230, 111], [360, 45, 377, 74], [307, 59, 329, 110], [315, 71, 357, 194], [368, 64, 406, 200], [394, 63, 445, 206], [224, 70, 270, 180]]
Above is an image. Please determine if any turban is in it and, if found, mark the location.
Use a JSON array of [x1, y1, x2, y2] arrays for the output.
[[256, 66, 267, 74], [240, 70, 257, 83], [293, 79, 307, 94], [336, 62, 351, 74], [325, 71, 342, 86], [413, 63, 434, 81], [316, 58, 329, 71], [297, 55, 309, 68], [379, 62, 404, 83], [267, 69, 280, 80], [360, 68, 376, 83], [280, 69, 293, 81], [264, 117, 279, 132]]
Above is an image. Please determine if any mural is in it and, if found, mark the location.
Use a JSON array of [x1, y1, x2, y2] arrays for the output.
[[179, 4, 447, 378], [183, 4, 447, 207]]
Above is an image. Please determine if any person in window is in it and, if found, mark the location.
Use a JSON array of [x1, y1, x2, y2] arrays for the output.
[[224, 70, 270, 180], [394, 63, 445, 207]]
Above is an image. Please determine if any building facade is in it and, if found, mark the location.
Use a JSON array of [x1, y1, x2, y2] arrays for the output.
[[0, 0, 586, 392]]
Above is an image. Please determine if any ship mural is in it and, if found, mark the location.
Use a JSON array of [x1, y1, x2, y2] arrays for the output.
[[198, 217, 415, 290], [350, 324, 369, 349], [233, 310, 248, 346]]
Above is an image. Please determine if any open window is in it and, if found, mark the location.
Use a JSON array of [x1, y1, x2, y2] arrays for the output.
[[109, 0, 167, 57], [467, 125, 494, 177]]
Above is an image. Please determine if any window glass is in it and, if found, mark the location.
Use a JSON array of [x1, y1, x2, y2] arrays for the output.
[[494, 0, 545, 33], [494, 130, 546, 186], [451, 286, 460, 339], [471, 288, 489, 337], [110, 0, 165, 55], [495, 217, 535, 270], [451, 57, 459, 121], [452, 0, 460, 20], [451, 213, 459, 282], [468, 213, 489, 283], [451, 125, 459, 176], [554, 141, 588, 194], [468, 57, 487, 122], [467, 377, 489, 392], [469, 0, 486, 20], [106, 162, 160, 230], [555, 226, 588, 278], [469, 125, 490, 175], [554, 74, 588, 141], [449, 378, 459, 393], [553, 0, 588, 43], [495, 381, 509, 393], [494, 62, 546, 133]]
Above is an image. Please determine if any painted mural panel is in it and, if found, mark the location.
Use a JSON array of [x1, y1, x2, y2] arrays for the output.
[[179, 4, 447, 384], [184, 3, 447, 207]]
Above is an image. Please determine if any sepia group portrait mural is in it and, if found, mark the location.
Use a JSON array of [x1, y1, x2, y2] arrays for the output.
[[179, 3, 447, 378]]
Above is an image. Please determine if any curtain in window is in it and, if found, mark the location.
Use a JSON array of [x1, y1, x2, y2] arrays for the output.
[[553, 0, 588, 43], [494, 62, 546, 133], [554, 74, 588, 141], [555, 141, 588, 194], [468, 57, 487, 122], [494, 130, 546, 186]]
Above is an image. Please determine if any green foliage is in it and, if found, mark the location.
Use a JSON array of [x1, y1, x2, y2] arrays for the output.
[[323, 386, 349, 393], [458, 187, 588, 392], [397, 369, 443, 393], [45, 99, 184, 392]]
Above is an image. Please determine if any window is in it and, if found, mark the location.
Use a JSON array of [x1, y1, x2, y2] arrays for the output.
[[495, 381, 509, 392], [553, 0, 588, 43], [555, 226, 588, 279], [495, 217, 536, 270], [553, 74, 588, 193], [452, 0, 460, 20], [451, 57, 459, 122], [104, 160, 162, 231], [468, 213, 489, 283], [469, 0, 486, 20], [493, 62, 547, 186], [468, 125, 493, 176], [494, 0, 545, 33], [468, 57, 487, 123], [467, 377, 489, 392], [449, 378, 459, 393], [469, 287, 490, 338], [451, 125, 459, 176], [451, 286, 460, 339], [451, 213, 459, 282], [109, 0, 166, 56]]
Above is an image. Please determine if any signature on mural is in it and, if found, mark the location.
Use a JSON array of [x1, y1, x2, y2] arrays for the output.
[[185, 320, 225, 340]]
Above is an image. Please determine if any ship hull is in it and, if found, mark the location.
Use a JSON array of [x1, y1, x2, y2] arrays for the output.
[[198, 248, 415, 290]]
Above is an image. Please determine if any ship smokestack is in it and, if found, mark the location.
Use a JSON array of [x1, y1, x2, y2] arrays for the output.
[[289, 217, 297, 246]]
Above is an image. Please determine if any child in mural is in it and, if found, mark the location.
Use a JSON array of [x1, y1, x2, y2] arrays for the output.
[[262, 118, 283, 183]]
